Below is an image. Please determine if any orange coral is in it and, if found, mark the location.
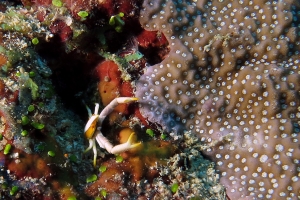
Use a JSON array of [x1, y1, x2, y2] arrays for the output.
[[96, 60, 122, 106], [95, 60, 149, 127], [7, 151, 52, 179], [96, 60, 135, 124], [85, 160, 130, 197], [0, 54, 7, 68]]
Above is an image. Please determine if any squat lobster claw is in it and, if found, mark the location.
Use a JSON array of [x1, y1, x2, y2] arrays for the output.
[[83, 97, 141, 166]]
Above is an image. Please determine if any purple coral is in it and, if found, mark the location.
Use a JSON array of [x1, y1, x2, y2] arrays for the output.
[[136, 0, 300, 199]]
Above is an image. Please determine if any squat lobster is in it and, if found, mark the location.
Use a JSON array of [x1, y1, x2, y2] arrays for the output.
[[84, 97, 141, 166]]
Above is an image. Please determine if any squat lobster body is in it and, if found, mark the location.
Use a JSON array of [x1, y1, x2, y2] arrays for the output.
[[84, 97, 141, 166]]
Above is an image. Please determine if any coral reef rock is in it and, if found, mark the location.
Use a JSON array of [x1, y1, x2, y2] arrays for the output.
[[136, 0, 300, 199]]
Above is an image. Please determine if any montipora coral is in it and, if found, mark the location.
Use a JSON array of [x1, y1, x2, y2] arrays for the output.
[[136, 0, 300, 199]]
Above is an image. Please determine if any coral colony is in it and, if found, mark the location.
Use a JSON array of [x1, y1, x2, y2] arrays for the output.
[[136, 0, 300, 199], [0, 0, 299, 199]]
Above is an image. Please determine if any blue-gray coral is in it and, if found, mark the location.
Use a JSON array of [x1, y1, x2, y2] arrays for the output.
[[136, 0, 300, 199]]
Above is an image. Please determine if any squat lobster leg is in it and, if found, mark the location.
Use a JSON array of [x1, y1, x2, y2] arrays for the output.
[[83, 97, 141, 166], [95, 131, 141, 154]]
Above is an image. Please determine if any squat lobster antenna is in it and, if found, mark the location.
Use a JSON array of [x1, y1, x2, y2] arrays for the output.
[[82, 100, 93, 117]]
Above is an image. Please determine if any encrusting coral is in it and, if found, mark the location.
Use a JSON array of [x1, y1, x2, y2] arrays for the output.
[[96, 60, 135, 121], [136, 0, 300, 199]]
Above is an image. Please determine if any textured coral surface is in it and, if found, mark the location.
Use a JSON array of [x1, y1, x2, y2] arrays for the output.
[[136, 0, 300, 199], [0, 0, 224, 198]]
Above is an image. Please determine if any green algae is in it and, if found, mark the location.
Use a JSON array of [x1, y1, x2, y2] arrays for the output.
[[100, 190, 107, 198], [171, 183, 179, 193], [109, 12, 125, 32], [52, 0, 63, 7], [67, 196, 77, 200], [115, 155, 123, 163], [146, 128, 154, 137], [18, 68, 39, 100], [31, 38, 39, 45], [31, 121, 45, 129], [21, 116, 30, 125], [21, 130, 28, 136], [9, 186, 18, 196], [77, 11, 89, 21], [48, 150, 55, 157], [99, 165, 107, 173], [86, 174, 97, 183], [3, 144, 11, 155], [27, 105, 35, 112]]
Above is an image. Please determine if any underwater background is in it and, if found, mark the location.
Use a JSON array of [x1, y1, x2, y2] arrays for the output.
[[0, 0, 299, 199]]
